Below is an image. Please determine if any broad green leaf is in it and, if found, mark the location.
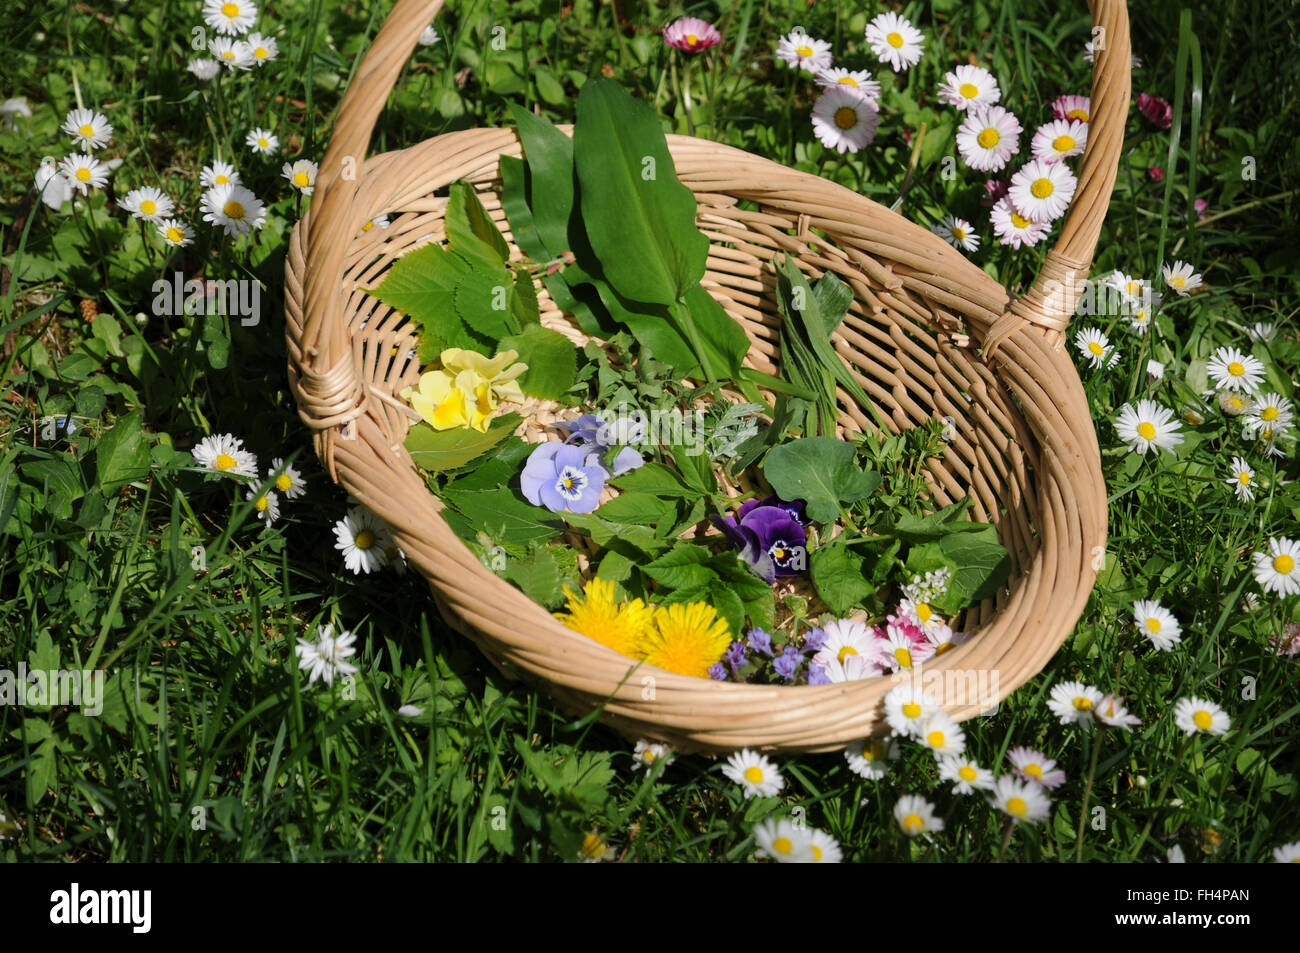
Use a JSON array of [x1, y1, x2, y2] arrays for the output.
[[573, 77, 708, 307], [442, 437, 533, 491], [611, 461, 695, 497], [441, 485, 565, 547], [366, 242, 472, 354], [497, 323, 577, 401], [643, 544, 716, 590], [26, 737, 57, 804], [938, 524, 1011, 604], [96, 411, 150, 495], [406, 414, 520, 473], [878, 498, 979, 542], [446, 181, 510, 264], [593, 491, 671, 526], [511, 270, 541, 327], [678, 283, 749, 380], [507, 104, 577, 257], [503, 545, 567, 609], [762, 437, 880, 523], [563, 512, 670, 558], [453, 269, 518, 340], [811, 539, 876, 614]]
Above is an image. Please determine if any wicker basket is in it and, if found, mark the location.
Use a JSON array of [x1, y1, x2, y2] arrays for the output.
[[285, 0, 1127, 753]]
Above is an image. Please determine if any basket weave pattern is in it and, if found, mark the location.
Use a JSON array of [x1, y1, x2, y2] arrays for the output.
[[285, 0, 1129, 752]]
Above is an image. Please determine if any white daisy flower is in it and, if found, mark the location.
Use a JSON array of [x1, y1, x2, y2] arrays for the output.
[[1247, 322, 1276, 343], [925, 623, 964, 657], [883, 682, 939, 737], [1114, 399, 1183, 454], [1052, 94, 1092, 123], [1183, 408, 1206, 426], [294, 623, 358, 687], [203, 0, 259, 36], [721, 749, 784, 798], [1007, 746, 1066, 788], [917, 712, 965, 757], [201, 183, 266, 237], [58, 154, 110, 195], [34, 158, 74, 211], [1095, 693, 1142, 729], [1074, 327, 1113, 369], [897, 596, 945, 634], [937, 755, 995, 794], [810, 86, 879, 154], [1030, 118, 1088, 163], [120, 186, 175, 223], [246, 32, 279, 66], [246, 127, 279, 156], [1226, 456, 1256, 502], [157, 219, 195, 247], [333, 504, 394, 575], [882, 623, 933, 671], [1105, 269, 1150, 304], [817, 653, 883, 682], [814, 618, 886, 670], [932, 215, 979, 252], [1273, 841, 1300, 863], [753, 818, 814, 863], [894, 794, 943, 836], [245, 487, 281, 525], [191, 432, 258, 479], [990, 195, 1049, 248], [844, 736, 900, 780], [1147, 359, 1165, 379], [1242, 393, 1293, 439], [989, 775, 1052, 823], [631, 740, 675, 771], [1217, 389, 1254, 417], [384, 542, 408, 576], [815, 67, 881, 103], [864, 12, 924, 72], [1009, 158, 1077, 223], [418, 25, 440, 46], [201, 160, 241, 188], [268, 457, 307, 499], [937, 64, 1000, 111], [807, 827, 842, 863], [1047, 680, 1104, 726], [209, 37, 255, 70], [775, 30, 833, 73], [1125, 292, 1161, 333], [1133, 599, 1182, 651], [188, 58, 222, 80], [1206, 346, 1265, 393], [1162, 260, 1202, 295], [1253, 537, 1300, 597], [282, 158, 318, 195], [361, 214, 391, 233], [62, 108, 113, 152], [956, 105, 1022, 172], [1173, 696, 1231, 736]]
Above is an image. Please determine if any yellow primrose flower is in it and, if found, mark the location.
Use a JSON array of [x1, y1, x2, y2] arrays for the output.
[[439, 348, 528, 405], [403, 370, 469, 430]]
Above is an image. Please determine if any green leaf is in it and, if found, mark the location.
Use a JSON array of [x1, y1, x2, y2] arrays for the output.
[[26, 737, 57, 804], [710, 586, 746, 640], [441, 485, 565, 547], [678, 284, 749, 380], [762, 437, 880, 523], [503, 545, 567, 609], [534, 67, 566, 105], [938, 525, 1011, 604], [878, 498, 978, 542], [573, 78, 708, 307], [366, 242, 472, 352], [453, 269, 518, 341], [446, 181, 510, 264], [507, 104, 578, 258], [593, 491, 670, 526], [562, 512, 670, 558], [96, 411, 150, 495], [643, 544, 716, 590], [810, 540, 876, 615], [511, 270, 541, 327], [405, 414, 520, 473], [497, 323, 577, 401], [442, 437, 533, 491], [610, 461, 695, 497]]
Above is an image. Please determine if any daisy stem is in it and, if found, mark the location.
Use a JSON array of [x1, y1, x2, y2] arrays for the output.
[[1127, 734, 1193, 861], [682, 56, 696, 137], [994, 818, 1015, 861], [1075, 725, 1105, 862]]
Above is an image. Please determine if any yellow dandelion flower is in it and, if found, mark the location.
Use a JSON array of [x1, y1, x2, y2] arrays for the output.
[[554, 578, 654, 659], [637, 601, 731, 679]]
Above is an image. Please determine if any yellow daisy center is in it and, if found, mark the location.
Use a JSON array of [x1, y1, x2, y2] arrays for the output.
[[977, 127, 1000, 149], [222, 2, 239, 17], [902, 813, 923, 833], [861, 745, 875, 761], [257, 138, 269, 148], [927, 730, 945, 748], [293, 171, 310, 187], [354, 529, 375, 550], [837, 645, 858, 664], [254, 47, 268, 58], [222, 50, 236, 60], [796, 44, 813, 57], [580, 833, 604, 858], [743, 765, 764, 784], [214, 453, 237, 471], [895, 647, 912, 668], [837, 77, 858, 86], [951, 228, 965, 240], [1007, 797, 1027, 817], [834, 106, 858, 130], [773, 836, 793, 854], [1146, 617, 1162, 633], [1193, 710, 1213, 731], [1126, 280, 1143, 296], [1171, 276, 1185, 287], [1136, 421, 1157, 441], [887, 32, 904, 48], [362, 221, 374, 231], [275, 474, 292, 492], [686, 34, 699, 46], [1053, 135, 1076, 153], [255, 495, 269, 512], [1073, 696, 1093, 710], [810, 844, 823, 861], [166, 227, 184, 243], [1274, 554, 1295, 575], [1261, 406, 1279, 421], [215, 174, 230, 184], [1066, 108, 1089, 121], [141, 199, 157, 215], [1229, 397, 1243, 410], [1023, 763, 1043, 779], [959, 82, 979, 99], [76, 167, 91, 181], [1030, 177, 1054, 199], [1010, 210, 1032, 228], [642, 750, 656, 762], [1088, 341, 1104, 355], [960, 766, 977, 782], [1228, 361, 1245, 376], [902, 702, 921, 718], [1239, 472, 1251, 485], [80, 123, 95, 136]]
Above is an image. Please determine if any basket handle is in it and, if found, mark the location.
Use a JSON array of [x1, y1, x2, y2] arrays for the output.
[[987, 0, 1131, 350]]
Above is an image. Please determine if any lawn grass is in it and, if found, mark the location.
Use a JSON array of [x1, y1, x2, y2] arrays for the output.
[[1, 0, 1297, 862]]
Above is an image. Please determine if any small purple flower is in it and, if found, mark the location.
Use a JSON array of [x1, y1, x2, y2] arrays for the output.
[[724, 640, 748, 673], [520, 442, 608, 513], [802, 626, 826, 655], [774, 645, 802, 682], [747, 628, 774, 657], [711, 498, 808, 584], [708, 663, 728, 681], [807, 663, 830, 686]]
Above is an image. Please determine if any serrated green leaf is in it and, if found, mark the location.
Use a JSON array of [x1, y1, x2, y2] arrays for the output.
[[503, 545, 566, 609], [441, 485, 565, 547], [593, 491, 670, 526], [96, 412, 150, 495], [406, 414, 520, 473], [497, 323, 577, 400], [811, 539, 876, 614], [643, 544, 716, 590]]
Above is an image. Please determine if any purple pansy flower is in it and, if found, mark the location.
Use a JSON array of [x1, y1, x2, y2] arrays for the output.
[[553, 413, 645, 477], [520, 442, 608, 513], [747, 628, 774, 657], [773, 645, 802, 682], [711, 497, 808, 584]]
